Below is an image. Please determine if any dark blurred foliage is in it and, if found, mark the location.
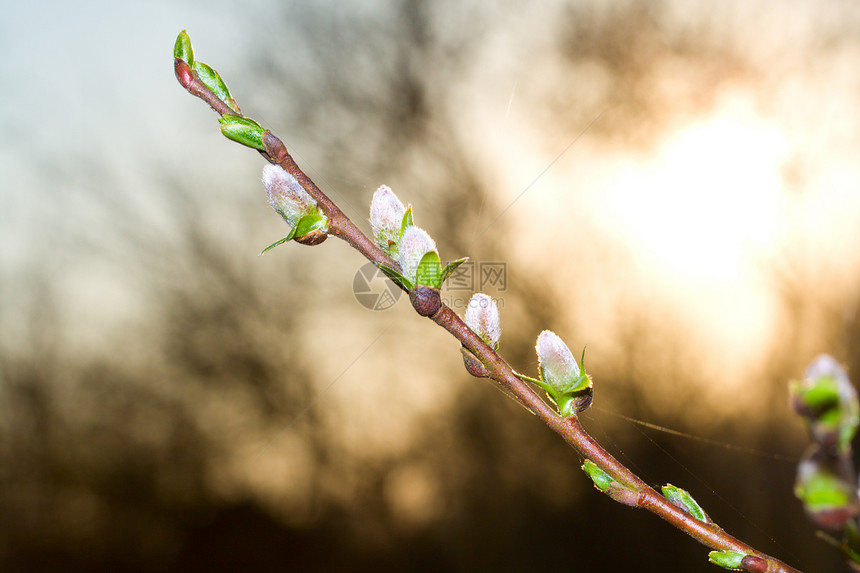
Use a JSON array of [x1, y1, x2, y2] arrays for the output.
[[1, 1, 858, 571]]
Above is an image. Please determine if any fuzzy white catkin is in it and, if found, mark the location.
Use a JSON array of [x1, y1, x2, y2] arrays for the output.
[[370, 185, 406, 249], [261, 164, 317, 225], [397, 226, 437, 283], [465, 293, 501, 349], [536, 330, 579, 390]]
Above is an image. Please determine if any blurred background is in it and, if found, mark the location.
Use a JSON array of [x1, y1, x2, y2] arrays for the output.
[[2, 0, 859, 570]]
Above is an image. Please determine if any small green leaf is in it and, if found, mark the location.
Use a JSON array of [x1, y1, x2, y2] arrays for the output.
[[531, 373, 592, 417], [260, 213, 328, 254], [218, 115, 266, 150], [377, 264, 413, 291], [559, 369, 592, 395], [261, 226, 301, 254], [530, 376, 556, 397], [514, 371, 542, 385], [291, 212, 328, 238], [400, 206, 414, 236], [415, 250, 442, 288], [440, 257, 469, 285], [557, 396, 574, 415], [260, 236, 291, 255], [174, 30, 194, 66], [557, 389, 593, 417], [708, 550, 745, 571], [192, 61, 240, 113], [528, 334, 594, 417], [662, 484, 709, 523], [582, 460, 613, 492]]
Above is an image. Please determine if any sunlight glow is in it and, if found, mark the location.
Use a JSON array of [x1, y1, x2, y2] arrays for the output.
[[601, 97, 789, 282]]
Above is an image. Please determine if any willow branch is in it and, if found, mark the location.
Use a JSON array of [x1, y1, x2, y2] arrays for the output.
[[174, 50, 803, 573]]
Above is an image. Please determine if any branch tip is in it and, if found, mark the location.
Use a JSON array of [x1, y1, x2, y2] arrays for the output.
[[174, 58, 194, 90]]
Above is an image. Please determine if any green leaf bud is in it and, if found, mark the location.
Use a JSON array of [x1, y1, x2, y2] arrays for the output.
[[708, 550, 745, 571], [193, 61, 241, 113], [582, 460, 613, 492], [174, 30, 194, 66], [582, 460, 639, 506], [795, 445, 860, 529], [791, 354, 859, 452], [219, 115, 265, 150], [662, 484, 710, 523]]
